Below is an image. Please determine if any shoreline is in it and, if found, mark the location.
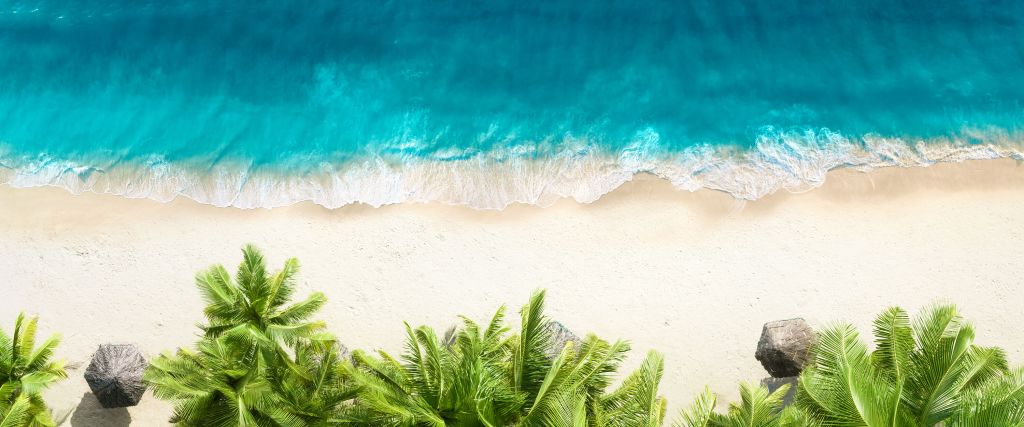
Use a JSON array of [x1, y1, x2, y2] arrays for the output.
[[3, 133, 1022, 210], [2, 158, 1023, 424]]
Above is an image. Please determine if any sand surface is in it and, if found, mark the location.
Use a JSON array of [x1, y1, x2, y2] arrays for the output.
[[2, 159, 1024, 425]]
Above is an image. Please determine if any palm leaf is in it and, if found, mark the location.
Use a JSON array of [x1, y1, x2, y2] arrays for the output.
[[273, 293, 328, 326], [0, 394, 32, 427], [725, 382, 790, 427], [0, 313, 67, 427], [872, 306, 914, 383], [672, 387, 716, 427], [513, 290, 554, 400], [796, 323, 894, 426], [25, 334, 60, 374], [600, 350, 666, 427]]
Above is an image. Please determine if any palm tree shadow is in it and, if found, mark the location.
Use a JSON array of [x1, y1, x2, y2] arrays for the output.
[[68, 392, 132, 427]]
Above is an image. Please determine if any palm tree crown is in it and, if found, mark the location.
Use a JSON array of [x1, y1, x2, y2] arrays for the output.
[[146, 245, 345, 426], [795, 304, 1017, 426], [674, 383, 798, 427], [197, 244, 331, 353], [346, 289, 668, 426], [0, 313, 67, 427], [676, 303, 1024, 427]]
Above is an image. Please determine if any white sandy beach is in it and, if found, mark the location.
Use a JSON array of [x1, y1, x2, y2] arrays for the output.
[[2, 159, 1024, 425]]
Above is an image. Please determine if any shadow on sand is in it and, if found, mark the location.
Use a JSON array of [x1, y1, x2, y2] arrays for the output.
[[68, 392, 131, 427]]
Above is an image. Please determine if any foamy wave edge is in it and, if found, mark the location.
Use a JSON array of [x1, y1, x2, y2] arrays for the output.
[[1, 129, 1022, 210]]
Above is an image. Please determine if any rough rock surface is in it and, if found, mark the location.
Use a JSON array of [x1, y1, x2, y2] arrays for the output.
[[755, 318, 815, 377], [84, 344, 148, 408], [544, 321, 580, 359], [761, 376, 798, 407]]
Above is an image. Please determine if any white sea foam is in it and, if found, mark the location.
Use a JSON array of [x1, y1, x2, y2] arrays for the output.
[[1, 129, 1021, 210]]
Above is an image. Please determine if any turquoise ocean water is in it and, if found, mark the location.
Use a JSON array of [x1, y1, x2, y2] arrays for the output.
[[0, 0, 1022, 208]]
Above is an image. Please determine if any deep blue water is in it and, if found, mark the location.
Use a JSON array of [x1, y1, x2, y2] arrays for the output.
[[0, 0, 1022, 207]]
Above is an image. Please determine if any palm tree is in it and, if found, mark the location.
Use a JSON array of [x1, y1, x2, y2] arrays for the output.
[[145, 337, 300, 426], [268, 343, 359, 426], [795, 304, 1014, 426], [0, 313, 67, 427], [676, 303, 1024, 427], [516, 331, 666, 426], [346, 290, 669, 426], [146, 335, 359, 427], [598, 350, 668, 426], [0, 394, 34, 427], [146, 245, 345, 426], [673, 383, 798, 427], [944, 366, 1024, 426], [502, 290, 667, 426], [344, 308, 521, 426], [196, 244, 332, 366]]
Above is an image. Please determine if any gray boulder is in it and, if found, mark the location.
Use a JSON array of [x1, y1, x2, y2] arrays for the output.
[[442, 324, 459, 348], [755, 318, 814, 377], [761, 376, 798, 407], [440, 320, 578, 360], [336, 342, 351, 361], [311, 341, 351, 365], [544, 321, 580, 359], [84, 344, 148, 408]]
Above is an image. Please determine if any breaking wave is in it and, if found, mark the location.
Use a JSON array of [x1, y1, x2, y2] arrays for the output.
[[2, 129, 1020, 210]]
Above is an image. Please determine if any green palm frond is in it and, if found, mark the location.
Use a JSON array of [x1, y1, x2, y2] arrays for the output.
[[454, 309, 522, 426], [236, 244, 270, 301], [272, 293, 328, 326], [521, 342, 577, 424], [958, 346, 1009, 391], [720, 383, 790, 427], [483, 305, 510, 345], [976, 366, 1024, 408], [196, 245, 328, 354], [946, 366, 1024, 427], [347, 290, 667, 427], [15, 315, 36, 367], [777, 405, 818, 427], [0, 394, 32, 427], [565, 336, 629, 401], [0, 329, 12, 373], [147, 245, 346, 425], [871, 306, 914, 383], [672, 387, 716, 427], [908, 304, 972, 424], [263, 258, 300, 314], [346, 345, 455, 426], [352, 349, 412, 393], [672, 383, 793, 427], [268, 343, 359, 426], [795, 323, 897, 426], [145, 336, 287, 426], [791, 303, 1024, 427], [599, 350, 666, 427], [905, 304, 1008, 426], [527, 388, 588, 427], [18, 370, 67, 396], [403, 324, 450, 410], [349, 361, 445, 426], [0, 313, 66, 427], [512, 290, 554, 400]]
